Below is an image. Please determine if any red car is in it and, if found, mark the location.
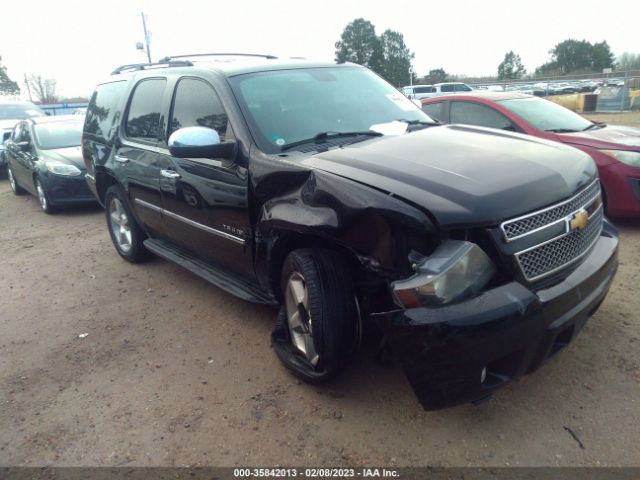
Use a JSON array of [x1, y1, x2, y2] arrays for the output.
[[421, 92, 640, 217]]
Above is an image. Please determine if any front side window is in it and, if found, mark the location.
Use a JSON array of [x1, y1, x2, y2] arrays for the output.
[[125, 78, 166, 141], [229, 66, 432, 153], [498, 97, 591, 132], [454, 84, 472, 92], [34, 122, 83, 149], [450, 101, 515, 130], [440, 84, 455, 92], [170, 78, 228, 140]]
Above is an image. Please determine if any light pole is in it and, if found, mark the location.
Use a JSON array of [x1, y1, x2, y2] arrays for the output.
[[141, 12, 152, 63]]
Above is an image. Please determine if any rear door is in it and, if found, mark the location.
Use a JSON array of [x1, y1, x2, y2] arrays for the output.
[[159, 76, 253, 277], [116, 77, 171, 235]]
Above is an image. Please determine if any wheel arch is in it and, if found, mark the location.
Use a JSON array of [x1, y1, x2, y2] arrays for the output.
[[95, 168, 119, 204]]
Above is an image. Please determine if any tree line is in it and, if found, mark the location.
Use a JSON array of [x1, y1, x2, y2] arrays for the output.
[[335, 19, 638, 85]]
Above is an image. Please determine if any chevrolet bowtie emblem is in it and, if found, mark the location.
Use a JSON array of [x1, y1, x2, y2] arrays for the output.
[[569, 209, 589, 232]]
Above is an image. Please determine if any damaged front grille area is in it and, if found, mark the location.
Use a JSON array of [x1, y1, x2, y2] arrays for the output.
[[515, 206, 603, 281], [501, 179, 601, 241]]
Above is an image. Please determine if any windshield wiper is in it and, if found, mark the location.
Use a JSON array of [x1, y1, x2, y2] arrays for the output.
[[583, 122, 606, 131], [398, 119, 441, 126], [544, 128, 579, 133], [280, 130, 382, 152]]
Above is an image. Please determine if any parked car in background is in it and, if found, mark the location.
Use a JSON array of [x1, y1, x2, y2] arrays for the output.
[[422, 92, 640, 217], [403, 82, 474, 99], [81, 56, 618, 410], [401, 84, 436, 99], [5, 115, 96, 213], [0, 100, 46, 172]]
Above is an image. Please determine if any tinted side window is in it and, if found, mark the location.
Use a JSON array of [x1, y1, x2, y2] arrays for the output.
[[450, 101, 514, 130], [125, 79, 167, 141], [84, 81, 127, 138], [440, 84, 455, 92], [414, 86, 434, 94], [422, 102, 447, 122], [454, 84, 472, 92], [170, 78, 228, 140]]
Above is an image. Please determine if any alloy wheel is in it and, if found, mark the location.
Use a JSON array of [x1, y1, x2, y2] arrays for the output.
[[109, 197, 132, 253], [284, 272, 319, 366], [36, 181, 48, 211], [8, 168, 16, 193]]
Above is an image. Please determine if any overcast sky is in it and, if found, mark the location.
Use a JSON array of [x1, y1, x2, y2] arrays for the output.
[[0, 0, 637, 99]]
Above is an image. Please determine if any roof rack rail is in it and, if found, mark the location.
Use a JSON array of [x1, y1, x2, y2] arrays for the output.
[[111, 60, 194, 75], [158, 53, 278, 62]]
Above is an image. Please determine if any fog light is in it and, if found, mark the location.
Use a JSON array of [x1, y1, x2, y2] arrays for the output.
[[480, 367, 487, 384]]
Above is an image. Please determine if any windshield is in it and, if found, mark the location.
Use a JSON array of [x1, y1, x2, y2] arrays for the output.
[[0, 103, 45, 120], [497, 97, 592, 132], [229, 66, 433, 153], [34, 122, 83, 149]]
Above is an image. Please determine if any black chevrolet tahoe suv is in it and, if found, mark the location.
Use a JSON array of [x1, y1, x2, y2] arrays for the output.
[[82, 54, 619, 410]]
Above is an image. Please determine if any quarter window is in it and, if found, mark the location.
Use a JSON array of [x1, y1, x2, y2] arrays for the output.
[[170, 78, 228, 140], [84, 80, 127, 139], [450, 101, 515, 130], [125, 79, 167, 141]]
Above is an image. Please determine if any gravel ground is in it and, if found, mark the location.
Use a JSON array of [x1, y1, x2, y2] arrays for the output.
[[0, 179, 639, 467]]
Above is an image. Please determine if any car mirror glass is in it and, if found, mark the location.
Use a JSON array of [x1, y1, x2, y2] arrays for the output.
[[168, 126, 235, 160]]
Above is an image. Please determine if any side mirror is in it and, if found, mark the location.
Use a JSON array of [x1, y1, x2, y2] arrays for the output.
[[168, 127, 235, 159]]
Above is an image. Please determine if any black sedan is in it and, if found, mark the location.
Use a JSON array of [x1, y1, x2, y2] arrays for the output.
[[5, 115, 96, 213]]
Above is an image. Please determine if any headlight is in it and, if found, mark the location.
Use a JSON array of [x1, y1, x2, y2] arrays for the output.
[[392, 240, 496, 308], [45, 161, 82, 176], [600, 150, 640, 168]]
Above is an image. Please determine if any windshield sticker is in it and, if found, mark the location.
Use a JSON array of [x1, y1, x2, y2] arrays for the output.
[[274, 137, 286, 146], [385, 93, 418, 112], [370, 121, 409, 136]]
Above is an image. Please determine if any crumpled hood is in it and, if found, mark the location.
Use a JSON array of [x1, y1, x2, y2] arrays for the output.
[[40, 146, 85, 170], [560, 125, 640, 149], [303, 125, 597, 228]]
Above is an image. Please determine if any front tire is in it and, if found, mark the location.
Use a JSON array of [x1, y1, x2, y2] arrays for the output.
[[36, 178, 56, 214], [272, 249, 357, 383], [7, 167, 25, 195], [105, 185, 150, 263]]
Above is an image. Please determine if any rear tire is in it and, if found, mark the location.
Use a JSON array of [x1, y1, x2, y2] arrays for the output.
[[7, 167, 25, 195], [104, 185, 150, 263], [272, 248, 357, 383]]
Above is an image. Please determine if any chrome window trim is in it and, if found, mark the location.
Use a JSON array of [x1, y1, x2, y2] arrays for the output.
[[134, 197, 245, 245], [500, 178, 600, 242]]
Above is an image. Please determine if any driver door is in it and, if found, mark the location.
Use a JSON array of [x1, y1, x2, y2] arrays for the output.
[[159, 77, 253, 278]]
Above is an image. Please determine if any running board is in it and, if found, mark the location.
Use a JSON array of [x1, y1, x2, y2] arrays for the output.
[[143, 238, 277, 305]]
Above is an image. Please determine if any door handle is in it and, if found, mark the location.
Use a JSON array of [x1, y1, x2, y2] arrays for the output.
[[114, 154, 130, 164], [161, 169, 181, 179]]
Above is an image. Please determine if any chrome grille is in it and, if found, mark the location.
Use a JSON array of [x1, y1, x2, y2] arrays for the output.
[[501, 180, 601, 241], [516, 206, 603, 281]]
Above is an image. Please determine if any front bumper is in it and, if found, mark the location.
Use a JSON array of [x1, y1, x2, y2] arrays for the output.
[[41, 172, 97, 206], [378, 221, 619, 410]]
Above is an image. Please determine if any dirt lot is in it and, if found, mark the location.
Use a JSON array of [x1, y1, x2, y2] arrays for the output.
[[0, 179, 639, 468]]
